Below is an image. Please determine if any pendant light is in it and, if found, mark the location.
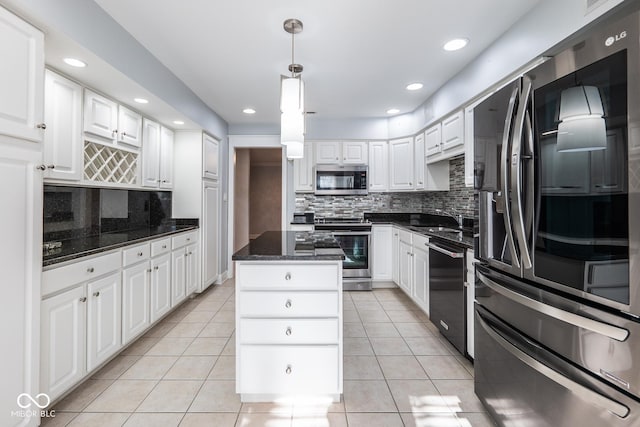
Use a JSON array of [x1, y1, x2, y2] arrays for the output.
[[556, 86, 607, 152], [280, 18, 305, 159]]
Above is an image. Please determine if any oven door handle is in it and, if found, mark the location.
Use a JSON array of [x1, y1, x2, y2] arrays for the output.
[[425, 242, 464, 258], [331, 231, 372, 236]]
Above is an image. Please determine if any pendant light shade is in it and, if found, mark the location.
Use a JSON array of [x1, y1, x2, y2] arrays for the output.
[[280, 18, 306, 159], [280, 111, 304, 145], [280, 76, 304, 113], [557, 86, 607, 152]]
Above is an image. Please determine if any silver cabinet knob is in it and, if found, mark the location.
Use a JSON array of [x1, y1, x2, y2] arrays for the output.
[[186, 238, 191, 241], [79, 297, 87, 302], [36, 164, 46, 171], [93, 291, 100, 297], [285, 299, 292, 308], [154, 266, 159, 270], [36, 123, 47, 129], [138, 252, 143, 257], [47, 165, 55, 169], [285, 365, 292, 374], [162, 245, 167, 249], [112, 129, 118, 136], [87, 267, 95, 273], [147, 269, 152, 273], [285, 273, 292, 281], [285, 327, 292, 336]]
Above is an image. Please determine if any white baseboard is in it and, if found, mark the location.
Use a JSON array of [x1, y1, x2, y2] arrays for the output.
[[372, 280, 398, 289]]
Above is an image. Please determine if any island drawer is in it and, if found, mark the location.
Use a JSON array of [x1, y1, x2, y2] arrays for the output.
[[239, 291, 339, 317], [238, 345, 339, 394], [122, 242, 150, 266], [236, 263, 340, 290], [239, 318, 339, 344]]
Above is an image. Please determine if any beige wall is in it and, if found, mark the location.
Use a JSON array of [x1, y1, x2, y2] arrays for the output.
[[250, 163, 282, 237], [234, 149, 250, 252]]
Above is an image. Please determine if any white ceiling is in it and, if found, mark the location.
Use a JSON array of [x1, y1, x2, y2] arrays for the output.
[[93, 0, 540, 127]]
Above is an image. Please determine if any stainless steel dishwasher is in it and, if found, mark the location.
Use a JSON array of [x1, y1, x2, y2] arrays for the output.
[[427, 237, 466, 354]]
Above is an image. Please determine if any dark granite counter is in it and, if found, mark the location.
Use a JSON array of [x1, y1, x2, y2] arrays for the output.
[[232, 231, 345, 261], [364, 212, 475, 249], [43, 219, 199, 267]]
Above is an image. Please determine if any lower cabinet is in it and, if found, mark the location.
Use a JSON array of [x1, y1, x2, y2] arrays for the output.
[[371, 225, 392, 281], [122, 262, 151, 345], [391, 229, 430, 316], [171, 250, 187, 306], [171, 231, 199, 307], [186, 243, 199, 296], [398, 232, 413, 295], [391, 227, 400, 284], [150, 253, 172, 322], [86, 272, 122, 371], [412, 235, 430, 314]]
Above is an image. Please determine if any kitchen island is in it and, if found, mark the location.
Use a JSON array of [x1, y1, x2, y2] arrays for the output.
[[232, 231, 345, 403]]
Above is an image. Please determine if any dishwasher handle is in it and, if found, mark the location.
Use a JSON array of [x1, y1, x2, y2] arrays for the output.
[[425, 242, 464, 258]]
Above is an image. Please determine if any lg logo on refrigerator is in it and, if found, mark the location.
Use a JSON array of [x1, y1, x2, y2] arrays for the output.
[[605, 31, 627, 46]]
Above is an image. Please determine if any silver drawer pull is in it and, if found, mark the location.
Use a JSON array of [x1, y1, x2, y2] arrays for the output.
[[79, 297, 87, 302], [186, 238, 191, 241], [93, 291, 100, 297], [285, 365, 292, 375], [138, 252, 143, 257], [285, 272, 292, 281], [285, 327, 292, 336], [285, 299, 292, 308], [147, 269, 152, 273], [154, 266, 159, 270], [162, 245, 167, 249], [87, 267, 95, 273]]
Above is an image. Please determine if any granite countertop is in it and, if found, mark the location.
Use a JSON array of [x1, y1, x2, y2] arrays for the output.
[[232, 231, 345, 261], [43, 219, 199, 267], [364, 213, 475, 249]]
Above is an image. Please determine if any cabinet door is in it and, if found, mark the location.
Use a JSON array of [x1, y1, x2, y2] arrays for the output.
[[40, 286, 86, 401], [151, 253, 172, 322], [389, 138, 415, 190], [172, 249, 187, 306], [86, 272, 122, 371], [293, 142, 313, 192], [203, 133, 219, 180], [186, 243, 199, 296], [122, 262, 151, 345], [142, 119, 160, 187], [342, 141, 367, 164], [84, 89, 118, 140], [0, 7, 44, 142], [203, 183, 219, 290], [392, 228, 400, 284], [441, 110, 464, 152], [315, 141, 341, 164], [159, 126, 174, 189], [412, 244, 429, 314], [414, 134, 425, 190], [118, 105, 142, 147], [425, 123, 442, 157], [44, 70, 82, 181], [372, 225, 392, 280], [398, 240, 413, 296], [464, 106, 475, 187], [368, 141, 388, 192]]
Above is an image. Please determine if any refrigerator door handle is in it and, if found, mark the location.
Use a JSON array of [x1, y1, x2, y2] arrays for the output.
[[499, 84, 521, 269], [510, 76, 533, 269], [477, 271, 629, 341], [476, 308, 630, 418]]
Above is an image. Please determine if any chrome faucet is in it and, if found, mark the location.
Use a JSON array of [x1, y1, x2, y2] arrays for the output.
[[435, 209, 464, 230]]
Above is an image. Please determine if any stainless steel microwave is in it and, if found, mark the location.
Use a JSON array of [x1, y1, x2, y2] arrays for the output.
[[314, 165, 368, 195]]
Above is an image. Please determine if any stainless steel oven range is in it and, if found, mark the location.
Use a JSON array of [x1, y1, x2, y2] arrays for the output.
[[314, 217, 372, 291]]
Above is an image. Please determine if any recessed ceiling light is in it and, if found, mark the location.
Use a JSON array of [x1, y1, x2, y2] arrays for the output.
[[63, 57, 86, 68], [386, 108, 400, 115], [443, 38, 469, 51], [243, 108, 256, 114], [134, 98, 149, 104], [406, 83, 423, 91], [173, 120, 184, 125]]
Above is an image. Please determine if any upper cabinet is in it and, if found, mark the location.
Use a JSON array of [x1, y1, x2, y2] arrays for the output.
[[414, 133, 425, 190], [142, 119, 173, 189], [389, 137, 414, 191], [84, 90, 142, 147], [368, 141, 388, 192], [159, 127, 174, 189], [203, 133, 219, 180], [43, 70, 83, 181], [426, 109, 465, 164], [315, 141, 367, 165], [0, 6, 44, 142], [294, 142, 314, 192]]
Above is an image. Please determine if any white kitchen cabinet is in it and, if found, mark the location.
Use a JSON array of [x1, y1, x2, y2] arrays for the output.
[[122, 261, 151, 345], [171, 248, 187, 306], [86, 272, 122, 371], [441, 110, 465, 152], [84, 89, 118, 141], [414, 133, 426, 190], [464, 106, 475, 187], [398, 231, 413, 295], [293, 142, 313, 192], [372, 225, 392, 281], [117, 105, 142, 147], [0, 6, 44, 142], [368, 141, 388, 192], [159, 126, 174, 188], [412, 234, 430, 314], [392, 227, 400, 284], [171, 230, 198, 306], [185, 243, 199, 296], [236, 260, 343, 402], [174, 131, 221, 291], [141, 119, 161, 187], [315, 141, 341, 164], [40, 286, 86, 402], [43, 70, 83, 181], [314, 141, 367, 165], [150, 253, 172, 322], [203, 133, 219, 180], [425, 161, 450, 191], [342, 141, 367, 164], [425, 123, 442, 158], [389, 137, 415, 191]]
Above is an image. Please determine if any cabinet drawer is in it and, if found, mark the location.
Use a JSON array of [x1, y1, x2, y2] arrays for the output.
[[151, 237, 171, 257], [237, 263, 340, 290], [239, 291, 339, 317], [122, 242, 150, 266], [43, 251, 120, 297], [172, 231, 197, 249], [240, 318, 339, 344], [239, 345, 339, 394], [399, 229, 413, 245], [412, 233, 429, 249]]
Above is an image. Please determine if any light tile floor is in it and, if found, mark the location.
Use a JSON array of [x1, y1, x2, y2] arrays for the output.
[[42, 279, 495, 427]]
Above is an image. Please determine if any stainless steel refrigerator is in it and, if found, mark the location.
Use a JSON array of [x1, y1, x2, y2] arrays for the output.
[[473, 3, 640, 426]]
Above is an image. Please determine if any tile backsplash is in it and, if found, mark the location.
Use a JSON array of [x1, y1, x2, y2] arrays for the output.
[[295, 156, 476, 219]]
